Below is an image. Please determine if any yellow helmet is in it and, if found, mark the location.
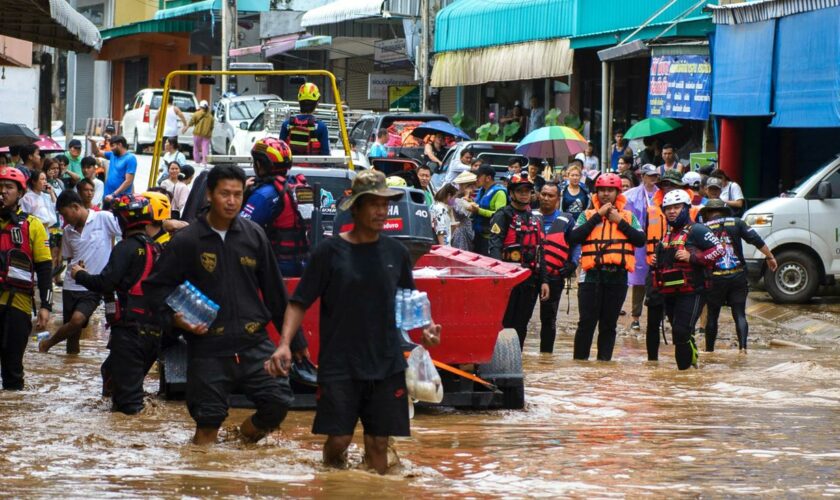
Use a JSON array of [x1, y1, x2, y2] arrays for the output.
[[142, 191, 171, 221], [297, 82, 321, 102], [385, 176, 407, 187]]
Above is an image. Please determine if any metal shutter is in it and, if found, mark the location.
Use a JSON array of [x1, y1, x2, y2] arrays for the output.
[[73, 53, 95, 132], [439, 86, 457, 116]]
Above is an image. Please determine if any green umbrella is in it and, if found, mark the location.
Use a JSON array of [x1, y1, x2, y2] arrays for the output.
[[623, 117, 682, 139]]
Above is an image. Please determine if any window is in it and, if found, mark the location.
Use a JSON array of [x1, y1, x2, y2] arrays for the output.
[[249, 112, 265, 132], [151, 93, 197, 112], [823, 169, 840, 199]]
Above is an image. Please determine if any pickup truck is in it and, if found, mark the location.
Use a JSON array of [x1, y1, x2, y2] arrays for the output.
[[743, 155, 840, 303], [347, 113, 451, 169]]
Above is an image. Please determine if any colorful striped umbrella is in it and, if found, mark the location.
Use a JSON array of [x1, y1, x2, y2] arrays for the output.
[[515, 125, 587, 159], [623, 117, 682, 139]]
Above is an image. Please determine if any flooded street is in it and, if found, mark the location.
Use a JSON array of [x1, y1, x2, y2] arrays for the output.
[[2, 292, 839, 497]]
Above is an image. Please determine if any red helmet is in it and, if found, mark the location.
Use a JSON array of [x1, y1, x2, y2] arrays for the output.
[[252, 137, 293, 174], [111, 194, 153, 231], [595, 172, 622, 189], [0, 167, 27, 193]]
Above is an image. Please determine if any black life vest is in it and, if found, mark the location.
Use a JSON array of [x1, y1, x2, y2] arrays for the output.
[[111, 234, 160, 325], [544, 214, 573, 277], [267, 174, 313, 259], [501, 209, 543, 270], [0, 211, 35, 295], [287, 115, 321, 155], [654, 224, 703, 294]]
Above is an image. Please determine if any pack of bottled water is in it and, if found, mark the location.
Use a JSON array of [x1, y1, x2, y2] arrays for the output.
[[165, 281, 220, 327], [395, 288, 432, 331]]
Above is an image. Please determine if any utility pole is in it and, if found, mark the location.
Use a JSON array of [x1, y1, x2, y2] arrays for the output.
[[220, 0, 237, 93], [419, 0, 429, 112]]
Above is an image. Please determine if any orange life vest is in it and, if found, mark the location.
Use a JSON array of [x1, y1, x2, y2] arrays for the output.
[[580, 204, 636, 273], [645, 189, 700, 265]]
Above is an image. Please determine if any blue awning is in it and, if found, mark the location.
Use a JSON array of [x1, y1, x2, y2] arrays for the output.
[[770, 6, 840, 127], [711, 20, 775, 117], [434, 0, 576, 53], [154, 0, 269, 20]]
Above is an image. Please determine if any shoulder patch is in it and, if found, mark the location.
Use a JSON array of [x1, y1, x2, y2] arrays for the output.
[[490, 223, 502, 235]]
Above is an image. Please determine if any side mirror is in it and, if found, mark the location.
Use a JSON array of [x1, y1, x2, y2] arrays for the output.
[[124, 104, 131, 111], [817, 180, 832, 199], [239, 122, 249, 130]]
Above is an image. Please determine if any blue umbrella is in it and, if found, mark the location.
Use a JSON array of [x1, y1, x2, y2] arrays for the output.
[[411, 120, 471, 140]]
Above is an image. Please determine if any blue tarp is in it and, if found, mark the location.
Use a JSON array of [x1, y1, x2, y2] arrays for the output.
[[771, 6, 840, 128], [711, 20, 775, 117]]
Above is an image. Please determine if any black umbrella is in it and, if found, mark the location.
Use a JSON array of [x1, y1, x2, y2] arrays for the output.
[[0, 123, 39, 148]]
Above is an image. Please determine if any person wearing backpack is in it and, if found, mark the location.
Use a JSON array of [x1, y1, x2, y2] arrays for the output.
[[279, 83, 331, 156], [240, 138, 312, 278], [70, 194, 162, 414]]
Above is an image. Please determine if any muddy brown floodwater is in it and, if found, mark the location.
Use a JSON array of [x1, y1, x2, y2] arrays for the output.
[[2, 293, 839, 497]]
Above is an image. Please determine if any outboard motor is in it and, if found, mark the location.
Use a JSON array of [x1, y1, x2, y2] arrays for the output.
[[334, 187, 435, 264]]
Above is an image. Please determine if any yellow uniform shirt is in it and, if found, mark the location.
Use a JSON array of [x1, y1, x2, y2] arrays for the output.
[[0, 211, 51, 314]]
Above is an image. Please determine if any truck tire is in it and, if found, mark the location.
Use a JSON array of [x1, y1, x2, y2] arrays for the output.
[[477, 329, 524, 410], [764, 249, 820, 304]]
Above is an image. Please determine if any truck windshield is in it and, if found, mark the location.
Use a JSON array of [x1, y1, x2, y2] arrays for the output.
[[784, 160, 839, 197]]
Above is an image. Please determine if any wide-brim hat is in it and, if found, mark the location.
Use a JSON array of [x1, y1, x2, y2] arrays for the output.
[[339, 170, 404, 210], [699, 198, 732, 219], [453, 171, 477, 185]]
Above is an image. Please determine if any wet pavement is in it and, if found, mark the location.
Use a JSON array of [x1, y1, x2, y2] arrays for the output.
[[2, 288, 839, 497]]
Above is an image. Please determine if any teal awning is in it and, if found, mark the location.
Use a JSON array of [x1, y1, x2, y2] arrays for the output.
[[570, 16, 713, 50], [153, 0, 269, 20], [435, 0, 576, 53], [100, 19, 194, 40]]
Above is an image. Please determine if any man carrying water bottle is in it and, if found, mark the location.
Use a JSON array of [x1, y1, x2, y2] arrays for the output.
[[70, 194, 162, 414], [143, 165, 305, 445], [266, 170, 441, 474]]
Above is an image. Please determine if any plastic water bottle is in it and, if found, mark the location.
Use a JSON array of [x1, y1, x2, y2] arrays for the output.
[[36, 331, 50, 343], [395, 289, 404, 330], [418, 292, 431, 328]]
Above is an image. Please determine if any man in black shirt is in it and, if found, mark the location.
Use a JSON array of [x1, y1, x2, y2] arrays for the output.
[[144, 165, 302, 445], [700, 199, 776, 353], [71, 194, 161, 414], [266, 170, 441, 475]]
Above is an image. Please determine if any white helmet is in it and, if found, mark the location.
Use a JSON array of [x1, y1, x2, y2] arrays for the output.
[[682, 171, 702, 187], [661, 189, 692, 208]]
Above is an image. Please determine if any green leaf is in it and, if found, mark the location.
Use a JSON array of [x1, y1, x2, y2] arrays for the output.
[[545, 108, 562, 126], [501, 122, 520, 142]]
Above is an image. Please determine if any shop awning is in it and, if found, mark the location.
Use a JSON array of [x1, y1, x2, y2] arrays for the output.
[[434, 0, 575, 52], [301, 0, 387, 27], [770, 6, 840, 127], [100, 19, 194, 41], [711, 20, 775, 117], [154, 0, 269, 20], [0, 0, 101, 52], [708, 0, 840, 24], [431, 38, 573, 87]]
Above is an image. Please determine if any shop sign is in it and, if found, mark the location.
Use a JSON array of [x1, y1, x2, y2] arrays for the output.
[[689, 152, 718, 172], [368, 73, 416, 100], [647, 55, 712, 120], [375, 39, 410, 68], [389, 85, 420, 112]]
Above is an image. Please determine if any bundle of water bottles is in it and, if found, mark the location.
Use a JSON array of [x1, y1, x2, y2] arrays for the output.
[[395, 288, 432, 331], [165, 281, 220, 327]]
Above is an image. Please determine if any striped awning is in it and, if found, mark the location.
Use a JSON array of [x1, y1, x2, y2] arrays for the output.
[[430, 38, 573, 87], [708, 0, 840, 24], [0, 0, 101, 51]]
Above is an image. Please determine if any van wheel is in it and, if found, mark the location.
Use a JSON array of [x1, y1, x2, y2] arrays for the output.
[[477, 329, 524, 410], [764, 249, 820, 304], [133, 131, 143, 154]]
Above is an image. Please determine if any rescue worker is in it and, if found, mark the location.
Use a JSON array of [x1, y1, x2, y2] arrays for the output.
[[143, 165, 303, 445], [0, 167, 53, 390], [651, 190, 724, 370], [536, 182, 580, 354], [471, 165, 508, 256], [489, 174, 545, 348], [71, 195, 162, 413], [699, 199, 777, 353], [568, 173, 645, 361], [643, 170, 700, 361], [279, 83, 330, 156], [240, 138, 312, 277], [142, 190, 174, 246]]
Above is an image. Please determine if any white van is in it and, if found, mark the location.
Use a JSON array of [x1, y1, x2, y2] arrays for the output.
[[743, 156, 840, 303]]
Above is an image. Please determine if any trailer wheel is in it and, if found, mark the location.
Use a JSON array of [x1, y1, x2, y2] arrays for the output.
[[478, 329, 525, 409]]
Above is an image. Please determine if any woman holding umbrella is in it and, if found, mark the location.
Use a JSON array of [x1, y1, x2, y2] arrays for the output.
[[423, 132, 446, 170]]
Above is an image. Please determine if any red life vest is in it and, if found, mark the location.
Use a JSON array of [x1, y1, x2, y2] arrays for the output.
[[287, 115, 321, 155], [502, 210, 543, 270], [544, 232, 570, 277], [0, 213, 35, 295], [268, 174, 312, 259], [653, 224, 699, 294], [111, 235, 160, 325]]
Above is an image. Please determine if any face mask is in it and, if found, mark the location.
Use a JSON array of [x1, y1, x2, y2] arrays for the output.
[[667, 205, 690, 228]]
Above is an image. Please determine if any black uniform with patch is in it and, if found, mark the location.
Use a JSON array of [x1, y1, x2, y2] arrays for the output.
[[142, 215, 298, 430]]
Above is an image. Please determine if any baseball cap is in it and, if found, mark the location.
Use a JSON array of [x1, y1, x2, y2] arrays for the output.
[[199, 100, 209, 109], [682, 171, 702, 187], [339, 170, 404, 210], [640, 164, 660, 177], [705, 176, 723, 190], [68, 139, 82, 149]]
